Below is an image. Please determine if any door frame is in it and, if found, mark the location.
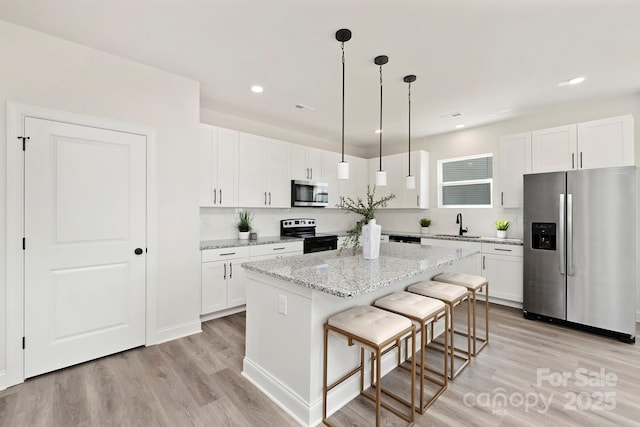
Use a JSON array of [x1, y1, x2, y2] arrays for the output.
[[5, 102, 158, 388]]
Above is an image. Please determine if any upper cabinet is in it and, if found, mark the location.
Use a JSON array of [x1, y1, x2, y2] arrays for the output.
[[199, 125, 239, 207], [368, 150, 429, 209], [290, 145, 323, 181], [237, 133, 290, 208], [498, 132, 531, 208], [530, 115, 634, 173]]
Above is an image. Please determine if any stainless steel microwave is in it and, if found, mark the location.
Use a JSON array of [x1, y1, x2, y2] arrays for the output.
[[291, 180, 329, 207]]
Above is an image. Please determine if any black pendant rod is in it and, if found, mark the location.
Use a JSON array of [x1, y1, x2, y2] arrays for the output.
[[404, 74, 417, 176], [336, 29, 351, 163], [375, 55, 388, 171]]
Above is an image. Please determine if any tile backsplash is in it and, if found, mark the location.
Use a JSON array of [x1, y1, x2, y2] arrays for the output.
[[200, 207, 523, 240]]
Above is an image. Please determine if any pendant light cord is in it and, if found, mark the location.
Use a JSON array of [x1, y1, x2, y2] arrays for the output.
[[379, 64, 383, 171], [408, 81, 412, 175], [341, 42, 345, 163]]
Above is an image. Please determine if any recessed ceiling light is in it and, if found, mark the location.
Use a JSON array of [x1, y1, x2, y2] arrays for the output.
[[558, 77, 585, 87], [374, 129, 383, 134], [251, 85, 264, 93], [455, 124, 465, 129]]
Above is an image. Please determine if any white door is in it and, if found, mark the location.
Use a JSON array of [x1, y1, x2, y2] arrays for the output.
[[24, 117, 146, 378]]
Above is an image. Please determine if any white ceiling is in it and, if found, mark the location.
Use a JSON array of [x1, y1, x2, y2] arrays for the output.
[[2, 0, 640, 150]]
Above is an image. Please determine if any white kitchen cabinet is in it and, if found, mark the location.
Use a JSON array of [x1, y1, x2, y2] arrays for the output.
[[481, 243, 523, 305], [576, 115, 634, 169], [497, 132, 531, 208], [249, 241, 304, 261], [321, 150, 341, 207], [198, 125, 239, 207], [290, 145, 322, 181], [238, 133, 290, 208], [531, 124, 576, 173], [201, 247, 251, 315], [420, 238, 482, 276], [401, 150, 429, 209], [529, 115, 634, 174], [369, 154, 403, 208]]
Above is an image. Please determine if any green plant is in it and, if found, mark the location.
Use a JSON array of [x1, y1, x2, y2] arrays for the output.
[[419, 218, 431, 227], [336, 185, 396, 255], [495, 219, 510, 231], [238, 210, 254, 232]]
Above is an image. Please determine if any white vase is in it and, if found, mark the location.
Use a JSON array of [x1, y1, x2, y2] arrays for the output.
[[421, 226, 430, 235], [496, 229, 507, 239], [362, 219, 382, 260], [238, 231, 250, 240]]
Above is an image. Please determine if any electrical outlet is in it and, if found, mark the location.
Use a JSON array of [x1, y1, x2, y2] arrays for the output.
[[278, 294, 287, 315]]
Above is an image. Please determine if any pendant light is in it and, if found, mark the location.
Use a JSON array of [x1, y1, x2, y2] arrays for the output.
[[404, 74, 416, 189], [374, 55, 388, 187], [336, 29, 352, 180]]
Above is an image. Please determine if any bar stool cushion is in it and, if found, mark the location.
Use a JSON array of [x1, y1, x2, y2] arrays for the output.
[[432, 272, 487, 290], [328, 306, 411, 345], [375, 292, 445, 325], [408, 281, 468, 303]]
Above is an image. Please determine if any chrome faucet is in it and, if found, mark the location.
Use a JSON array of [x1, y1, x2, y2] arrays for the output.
[[456, 213, 468, 236]]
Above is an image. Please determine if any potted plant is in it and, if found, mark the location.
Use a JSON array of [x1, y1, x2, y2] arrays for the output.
[[419, 218, 431, 234], [495, 219, 510, 239], [336, 185, 395, 257], [238, 210, 253, 240]]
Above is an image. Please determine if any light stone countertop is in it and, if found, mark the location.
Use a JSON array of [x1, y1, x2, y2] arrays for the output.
[[419, 233, 523, 246], [241, 242, 479, 298], [200, 235, 303, 250]]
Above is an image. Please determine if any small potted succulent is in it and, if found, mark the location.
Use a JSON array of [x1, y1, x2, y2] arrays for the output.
[[494, 219, 510, 239], [419, 218, 431, 234], [237, 210, 254, 240]]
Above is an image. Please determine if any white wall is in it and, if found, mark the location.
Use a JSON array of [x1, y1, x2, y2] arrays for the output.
[[0, 20, 202, 384]]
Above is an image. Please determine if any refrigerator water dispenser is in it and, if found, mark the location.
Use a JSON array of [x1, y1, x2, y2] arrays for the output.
[[532, 223, 556, 250]]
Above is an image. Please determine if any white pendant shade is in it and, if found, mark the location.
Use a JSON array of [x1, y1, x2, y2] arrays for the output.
[[337, 161, 350, 180], [405, 175, 416, 189], [375, 170, 387, 187]]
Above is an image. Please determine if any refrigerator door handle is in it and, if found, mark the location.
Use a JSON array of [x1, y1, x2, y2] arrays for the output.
[[559, 194, 566, 275], [567, 194, 574, 276]]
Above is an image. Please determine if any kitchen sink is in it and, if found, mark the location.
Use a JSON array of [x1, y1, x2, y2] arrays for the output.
[[433, 234, 482, 239]]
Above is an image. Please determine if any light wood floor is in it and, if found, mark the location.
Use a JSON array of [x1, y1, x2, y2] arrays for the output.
[[1, 305, 639, 426]]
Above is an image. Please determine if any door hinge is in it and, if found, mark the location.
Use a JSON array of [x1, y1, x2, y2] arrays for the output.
[[22, 337, 25, 349], [22, 238, 26, 250], [18, 136, 30, 151]]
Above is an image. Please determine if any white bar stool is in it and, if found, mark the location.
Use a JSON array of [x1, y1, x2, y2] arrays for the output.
[[433, 272, 489, 356], [407, 281, 471, 380], [323, 305, 416, 427], [374, 291, 449, 414]]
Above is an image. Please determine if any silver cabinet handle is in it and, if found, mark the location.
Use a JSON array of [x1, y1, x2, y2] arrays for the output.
[[567, 194, 574, 276], [220, 252, 236, 256], [306, 168, 309, 179], [571, 153, 575, 169], [264, 192, 267, 205], [213, 188, 217, 204], [580, 152, 583, 169], [219, 189, 222, 204], [229, 262, 233, 279], [268, 192, 272, 205], [495, 248, 512, 252], [559, 194, 566, 275], [416, 195, 419, 207], [501, 191, 504, 206], [273, 247, 286, 251], [482, 255, 486, 270], [223, 263, 227, 280]]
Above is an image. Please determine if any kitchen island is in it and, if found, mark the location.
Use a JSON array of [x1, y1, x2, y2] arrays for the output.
[[241, 242, 478, 426]]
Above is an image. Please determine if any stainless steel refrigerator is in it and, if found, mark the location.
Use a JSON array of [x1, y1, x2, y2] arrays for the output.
[[523, 166, 636, 343]]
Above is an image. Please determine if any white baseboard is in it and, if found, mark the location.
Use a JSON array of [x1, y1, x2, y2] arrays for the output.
[[200, 305, 245, 323], [0, 370, 6, 391], [152, 319, 201, 345], [242, 347, 402, 427]]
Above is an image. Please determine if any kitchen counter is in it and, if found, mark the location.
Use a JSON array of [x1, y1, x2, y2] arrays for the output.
[[241, 242, 478, 298], [386, 230, 524, 246], [241, 242, 477, 426], [200, 235, 302, 250]]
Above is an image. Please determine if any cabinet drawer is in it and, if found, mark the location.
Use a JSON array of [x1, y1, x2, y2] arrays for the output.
[[250, 241, 303, 257], [202, 246, 250, 262], [481, 243, 523, 256]]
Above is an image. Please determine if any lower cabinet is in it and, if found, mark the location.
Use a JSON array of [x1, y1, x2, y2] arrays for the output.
[[481, 243, 523, 305], [201, 242, 303, 316]]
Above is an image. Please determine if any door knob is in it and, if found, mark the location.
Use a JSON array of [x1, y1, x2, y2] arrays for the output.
[[134, 248, 144, 255]]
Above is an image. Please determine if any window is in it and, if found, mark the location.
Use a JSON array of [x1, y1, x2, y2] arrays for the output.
[[438, 153, 493, 207]]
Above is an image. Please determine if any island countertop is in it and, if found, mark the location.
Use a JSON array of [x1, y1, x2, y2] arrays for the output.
[[241, 242, 478, 298]]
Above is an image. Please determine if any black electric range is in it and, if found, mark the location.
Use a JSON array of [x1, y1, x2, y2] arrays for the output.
[[280, 218, 338, 254]]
